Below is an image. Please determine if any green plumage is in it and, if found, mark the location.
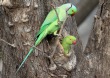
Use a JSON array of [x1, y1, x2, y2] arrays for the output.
[[61, 36, 76, 55], [16, 3, 77, 73]]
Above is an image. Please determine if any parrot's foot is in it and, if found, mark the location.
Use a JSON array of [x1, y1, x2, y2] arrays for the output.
[[54, 34, 61, 37], [53, 30, 61, 37]]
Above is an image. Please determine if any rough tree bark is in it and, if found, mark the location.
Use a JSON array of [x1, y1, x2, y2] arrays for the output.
[[71, 0, 110, 78], [0, 6, 3, 58], [1, 0, 82, 78], [3, 0, 110, 78]]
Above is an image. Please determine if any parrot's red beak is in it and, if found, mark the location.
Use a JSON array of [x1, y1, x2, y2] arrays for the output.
[[71, 13, 75, 16], [73, 40, 76, 45]]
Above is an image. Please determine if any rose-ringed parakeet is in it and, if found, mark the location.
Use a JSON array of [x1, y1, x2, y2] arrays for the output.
[[61, 36, 76, 56], [16, 3, 77, 73]]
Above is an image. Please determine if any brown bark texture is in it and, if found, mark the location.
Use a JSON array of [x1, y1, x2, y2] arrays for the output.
[[0, 7, 3, 58], [1, 0, 82, 78], [71, 0, 110, 78], [2, 0, 110, 78]]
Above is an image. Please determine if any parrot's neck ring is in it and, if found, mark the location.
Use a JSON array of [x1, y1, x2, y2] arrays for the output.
[[66, 4, 72, 13]]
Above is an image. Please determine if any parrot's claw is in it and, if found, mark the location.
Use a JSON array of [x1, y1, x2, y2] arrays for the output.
[[54, 34, 61, 37], [53, 30, 61, 37]]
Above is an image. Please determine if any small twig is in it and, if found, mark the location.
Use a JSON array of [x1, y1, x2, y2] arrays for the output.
[[58, 19, 67, 36], [0, 38, 16, 47], [33, 46, 43, 52], [49, 4, 67, 58], [51, 4, 60, 22], [49, 19, 67, 58], [23, 42, 43, 52], [49, 72, 57, 77], [46, 40, 52, 51], [58, 74, 67, 78], [24, 42, 51, 57]]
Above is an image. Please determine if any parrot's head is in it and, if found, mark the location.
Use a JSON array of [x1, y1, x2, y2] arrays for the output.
[[65, 35, 77, 45], [63, 3, 77, 16], [67, 4, 77, 16]]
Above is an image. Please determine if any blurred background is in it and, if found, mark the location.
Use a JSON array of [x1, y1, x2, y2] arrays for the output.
[[0, 0, 99, 75], [72, 0, 99, 50]]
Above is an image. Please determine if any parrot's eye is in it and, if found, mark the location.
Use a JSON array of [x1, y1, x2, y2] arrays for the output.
[[72, 10, 74, 12]]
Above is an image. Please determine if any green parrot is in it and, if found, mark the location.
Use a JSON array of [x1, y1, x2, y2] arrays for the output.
[[61, 35, 76, 56], [16, 3, 77, 73]]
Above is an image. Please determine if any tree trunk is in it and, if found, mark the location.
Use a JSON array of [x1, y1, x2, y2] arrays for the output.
[[2, 0, 110, 78], [1, 0, 82, 78], [71, 0, 110, 78], [0, 6, 3, 58]]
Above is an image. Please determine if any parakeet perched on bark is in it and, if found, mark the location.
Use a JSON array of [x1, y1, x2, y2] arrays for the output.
[[61, 35, 76, 56], [16, 3, 77, 73]]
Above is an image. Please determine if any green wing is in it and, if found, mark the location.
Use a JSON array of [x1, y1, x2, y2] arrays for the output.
[[35, 8, 60, 37]]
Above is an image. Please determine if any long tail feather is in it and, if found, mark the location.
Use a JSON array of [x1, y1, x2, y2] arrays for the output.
[[16, 46, 34, 74]]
